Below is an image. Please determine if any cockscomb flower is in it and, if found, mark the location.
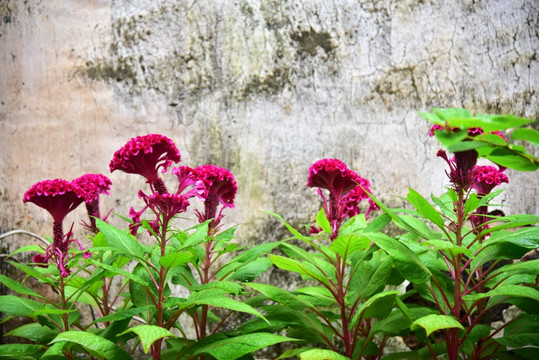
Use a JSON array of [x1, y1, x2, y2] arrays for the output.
[[23, 179, 90, 277], [307, 159, 374, 240], [109, 134, 181, 194], [437, 149, 477, 190], [72, 174, 112, 233], [23, 179, 86, 244], [172, 166, 208, 199], [194, 165, 238, 231], [471, 165, 509, 196]]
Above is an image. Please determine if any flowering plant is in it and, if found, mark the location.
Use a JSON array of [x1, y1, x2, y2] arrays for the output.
[[0, 110, 537, 360]]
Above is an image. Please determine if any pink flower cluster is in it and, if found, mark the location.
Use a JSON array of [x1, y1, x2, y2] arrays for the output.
[[23, 175, 112, 277], [307, 159, 377, 240], [110, 134, 237, 237]]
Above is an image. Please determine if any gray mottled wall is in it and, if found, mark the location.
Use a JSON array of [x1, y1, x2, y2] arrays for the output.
[[1, 0, 538, 251]]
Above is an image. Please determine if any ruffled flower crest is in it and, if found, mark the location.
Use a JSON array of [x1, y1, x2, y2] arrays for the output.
[[23, 179, 90, 277], [307, 159, 375, 240], [72, 173, 112, 233], [193, 165, 238, 231], [109, 134, 181, 194]]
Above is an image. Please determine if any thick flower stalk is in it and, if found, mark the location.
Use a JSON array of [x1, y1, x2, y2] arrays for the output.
[[22, 179, 89, 277], [72, 173, 112, 233], [109, 134, 181, 194], [307, 158, 375, 240]]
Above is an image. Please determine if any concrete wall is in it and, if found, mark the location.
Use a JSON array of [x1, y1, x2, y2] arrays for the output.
[[1, 0, 538, 253]]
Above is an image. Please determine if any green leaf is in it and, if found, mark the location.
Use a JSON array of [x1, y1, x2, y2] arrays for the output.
[[119, 325, 176, 353], [6, 260, 55, 285], [316, 208, 332, 235], [227, 257, 272, 282], [40, 341, 67, 360], [178, 221, 210, 249], [363, 233, 431, 283], [407, 188, 445, 230], [480, 214, 539, 237], [411, 314, 464, 336], [462, 284, 539, 302], [6, 244, 44, 258], [96, 219, 145, 258], [447, 140, 490, 153], [434, 129, 469, 148], [264, 211, 308, 242], [0, 274, 46, 300], [91, 306, 152, 325], [5, 323, 58, 344], [421, 240, 470, 256], [159, 251, 191, 269], [447, 113, 533, 132], [352, 291, 399, 326], [299, 349, 351, 360], [247, 282, 314, 311], [186, 290, 267, 321], [0, 295, 44, 317], [432, 107, 472, 120], [487, 227, 539, 249], [270, 254, 329, 285], [0, 344, 42, 357], [512, 127, 539, 147], [89, 258, 149, 286], [49, 331, 131, 360], [192, 333, 294, 360], [485, 148, 539, 171], [329, 234, 370, 258], [360, 256, 394, 298]]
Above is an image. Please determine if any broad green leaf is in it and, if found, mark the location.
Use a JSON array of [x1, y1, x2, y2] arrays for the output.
[[494, 334, 539, 348], [49, 331, 131, 360], [192, 333, 294, 360], [0, 274, 46, 300], [489, 259, 539, 279], [178, 221, 210, 249], [480, 214, 539, 237], [5, 323, 58, 344], [6, 260, 55, 285], [0, 344, 42, 357], [0, 295, 43, 317], [352, 290, 399, 326], [91, 306, 152, 325], [96, 219, 145, 258], [89, 258, 149, 286], [270, 255, 329, 285], [299, 349, 350, 360], [160, 251, 191, 269], [192, 281, 243, 296], [119, 325, 176, 353], [363, 232, 431, 283], [447, 140, 490, 153], [40, 341, 67, 360], [6, 244, 44, 258], [247, 282, 314, 311], [464, 193, 480, 216], [434, 129, 469, 148], [432, 107, 472, 120], [447, 113, 533, 132], [186, 290, 267, 321], [329, 234, 370, 258], [407, 188, 445, 230], [227, 257, 272, 282], [421, 240, 470, 256], [340, 214, 368, 235], [316, 208, 332, 235], [485, 148, 539, 171], [360, 256, 394, 298], [512, 127, 539, 147], [411, 314, 464, 336], [462, 284, 539, 302], [487, 227, 539, 249]]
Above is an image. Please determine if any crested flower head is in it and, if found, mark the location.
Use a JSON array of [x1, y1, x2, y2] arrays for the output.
[[471, 165, 509, 195], [72, 174, 112, 202], [23, 179, 86, 224], [194, 165, 238, 230], [307, 159, 375, 240], [307, 159, 363, 198], [109, 134, 181, 192]]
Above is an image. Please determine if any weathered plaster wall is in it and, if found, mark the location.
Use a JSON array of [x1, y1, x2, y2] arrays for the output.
[[1, 0, 538, 256]]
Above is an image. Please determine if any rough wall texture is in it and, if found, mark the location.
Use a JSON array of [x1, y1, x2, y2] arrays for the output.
[[1, 0, 538, 272]]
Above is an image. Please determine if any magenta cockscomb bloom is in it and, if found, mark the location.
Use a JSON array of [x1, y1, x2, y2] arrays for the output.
[[437, 150, 477, 190], [193, 165, 238, 231], [109, 134, 181, 194], [23, 179, 89, 277], [307, 159, 374, 240], [471, 165, 509, 196], [72, 174, 112, 233]]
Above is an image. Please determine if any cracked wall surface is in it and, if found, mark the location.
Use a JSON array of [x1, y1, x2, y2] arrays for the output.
[[1, 0, 538, 261]]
